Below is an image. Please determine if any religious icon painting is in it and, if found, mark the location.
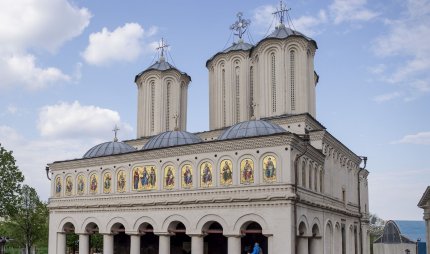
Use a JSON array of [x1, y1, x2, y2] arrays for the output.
[[240, 158, 254, 184], [77, 174, 85, 195], [181, 164, 193, 189], [164, 166, 175, 190], [65, 176, 73, 196], [55, 176, 62, 196], [117, 170, 127, 193], [220, 159, 233, 186], [263, 155, 277, 183], [200, 161, 213, 188], [89, 173, 98, 194], [103, 172, 112, 194], [132, 166, 143, 190], [147, 166, 157, 190]]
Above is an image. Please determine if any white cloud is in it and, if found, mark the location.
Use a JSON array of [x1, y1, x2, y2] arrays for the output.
[[373, 91, 402, 103], [82, 23, 157, 65], [252, 5, 277, 35], [0, 0, 91, 90], [292, 10, 328, 37], [329, 0, 379, 24], [38, 101, 132, 140], [372, 0, 430, 98], [392, 132, 430, 145]]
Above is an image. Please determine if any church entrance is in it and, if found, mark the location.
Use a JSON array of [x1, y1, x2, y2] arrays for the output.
[[169, 222, 191, 254], [112, 223, 130, 254], [241, 222, 268, 254], [139, 223, 159, 254], [63, 222, 78, 254], [203, 222, 227, 254], [85, 222, 102, 254]]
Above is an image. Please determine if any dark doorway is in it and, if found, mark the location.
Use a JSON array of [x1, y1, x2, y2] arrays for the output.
[[113, 224, 130, 254], [241, 222, 268, 254], [170, 222, 191, 254], [140, 224, 159, 254], [203, 222, 227, 254]]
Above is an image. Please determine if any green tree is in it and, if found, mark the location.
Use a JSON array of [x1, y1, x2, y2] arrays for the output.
[[0, 143, 24, 217], [2, 185, 49, 253]]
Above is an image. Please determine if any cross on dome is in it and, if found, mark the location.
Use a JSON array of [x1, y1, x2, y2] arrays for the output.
[[272, 0, 291, 26], [113, 125, 120, 142], [230, 12, 251, 42], [173, 113, 179, 131], [156, 38, 170, 62]]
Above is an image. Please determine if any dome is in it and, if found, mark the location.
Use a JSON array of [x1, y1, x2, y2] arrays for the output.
[[218, 120, 286, 140], [206, 41, 254, 66], [83, 141, 136, 159], [134, 59, 191, 82], [143, 131, 203, 150], [252, 24, 317, 50]]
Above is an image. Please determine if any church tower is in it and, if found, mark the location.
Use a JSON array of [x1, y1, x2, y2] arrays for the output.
[[134, 39, 191, 138], [207, 2, 318, 130]]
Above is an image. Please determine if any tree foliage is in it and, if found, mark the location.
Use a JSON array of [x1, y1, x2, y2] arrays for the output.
[[0, 143, 25, 217], [1, 185, 49, 252]]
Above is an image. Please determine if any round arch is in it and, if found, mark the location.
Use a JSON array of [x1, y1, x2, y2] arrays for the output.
[[161, 214, 191, 233], [57, 217, 78, 233], [233, 213, 270, 235], [195, 214, 229, 233], [78, 217, 101, 234], [132, 216, 159, 233], [105, 217, 130, 234]]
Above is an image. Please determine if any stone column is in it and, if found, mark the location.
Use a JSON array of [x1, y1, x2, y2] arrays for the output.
[[57, 233, 66, 254], [103, 234, 114, 254], [158, 234, 170, 254], [297, 237, 308, 254], [191, 235, 204, 254], [129, 234, 141, 254], [266, 235, 273, 254], [227, 235, 241, 254], [78, 234, 89, 254]]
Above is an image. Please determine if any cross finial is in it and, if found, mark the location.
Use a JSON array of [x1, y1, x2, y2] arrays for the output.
[[173, 113, 179, 131], [250, 101, 258, 120], [156, 38, 169, 62], [272, 0, 291, 26], [113, 125, 120, 142], [230, 12, 251, 42]]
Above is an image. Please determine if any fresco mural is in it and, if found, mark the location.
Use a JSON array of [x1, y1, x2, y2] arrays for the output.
[[220, 159, 233, 186], [65, 176, 73, 196], [55, 176, 62, 197], [181, 164, 193, 188], [200, 161, 213, 188], [240, 158, 254, 184], [117, 170, 127, 193], [164, 166, 175, 190], [263, 155, 277, 183], [103, 172, 112, 194], [133, 166, 157, 190], [89, 173, 98, 194], [77, 174, 85, 195]]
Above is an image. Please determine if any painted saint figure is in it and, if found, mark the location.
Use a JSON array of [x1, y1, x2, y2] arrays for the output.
[[165, 167, 175, 189], [141, 168, 149, 187], [264, 156, 276, 182], [133, 170, 140, 190], [221, 160, 233, 185], [201, 162, 212, 187], [117, 171, 126, 192], [104, 173, 112, 193], [241, 159, 254, 184], [182, 165, 193, 188], [90, 174, 98, 193], [55, 177, 62, 194], [65, 177, 73, 195], [77, 175, 85, 194], [149, 167, 156, 187]]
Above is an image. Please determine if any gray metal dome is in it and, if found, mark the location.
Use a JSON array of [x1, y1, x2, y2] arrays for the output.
[[206, 41, 254, 66], [83, 141, 136, 159], [134, 59, 191, 82], [143, 131, 203, 150], [218, 120, 286, 140]]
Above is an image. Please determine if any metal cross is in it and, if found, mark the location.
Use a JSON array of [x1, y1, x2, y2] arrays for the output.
[[251, 101, 258, 120], [230, 12, 251, 41], [272, 0, 291, 25], [173, 113, 179, 131], [156, 38, 169, 59], [113, 125, 120, 142]]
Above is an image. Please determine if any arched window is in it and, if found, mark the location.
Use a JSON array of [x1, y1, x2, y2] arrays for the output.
[[166, 81, 171, 130], [222, 68, 226, 126], [290, 50, 296, 110], [308, 164, 313, 190], [302, 161, 306, 187], [235, 66, 240, 122], [314, 166, 318, 191], [320, 169, 324, 193], [249, 66, 254, 117], [271, 52, 276, 113], [151, 81, 155, 132]]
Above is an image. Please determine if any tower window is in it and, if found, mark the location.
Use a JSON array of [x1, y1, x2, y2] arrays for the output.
[[290, 50, 296, 110], [250, 66, 254, 118], [166, 82, 171, 130], [235, 66, 240, 123], [271, 52, 276, 113], [222, 68, 226, 126], [302, 161, 306, 187], [151, 82, 155, 132]]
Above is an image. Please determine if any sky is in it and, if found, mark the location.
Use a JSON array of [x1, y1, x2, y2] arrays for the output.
[[0, 0, 429, 220]]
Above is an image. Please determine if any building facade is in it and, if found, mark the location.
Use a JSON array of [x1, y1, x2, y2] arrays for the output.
[[47, 6, 370, 254], [419, 187, 430, 254]]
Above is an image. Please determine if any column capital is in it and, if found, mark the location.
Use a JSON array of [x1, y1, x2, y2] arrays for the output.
[[125, 231, 143, 236], [187, 233, 204, 237], [223, 234, 242, 238], [155, 232, 174, 236]]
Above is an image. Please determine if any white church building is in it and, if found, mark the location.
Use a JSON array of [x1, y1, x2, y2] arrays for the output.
[[47, 3, 371, 254]]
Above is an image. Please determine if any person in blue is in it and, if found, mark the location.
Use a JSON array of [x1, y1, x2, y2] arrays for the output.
[[250, 242, 262, 254]]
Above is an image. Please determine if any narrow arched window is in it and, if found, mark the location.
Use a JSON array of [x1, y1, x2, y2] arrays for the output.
[[290, 50, 296, 110], [235, 66, 240, 122], [151, 81, 155, 132], [320, 169, 324, 193], [309, 164, 313, 190], [271, 52, 276, 113], [166, 81, 171, 130], [314, 167, 318, 191], [302, 161, 306, 187], [249, 66, 254, 117], [222, 68, 226, 126]]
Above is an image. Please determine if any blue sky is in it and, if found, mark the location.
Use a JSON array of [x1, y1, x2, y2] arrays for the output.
[[0, 0, 429, 220]]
